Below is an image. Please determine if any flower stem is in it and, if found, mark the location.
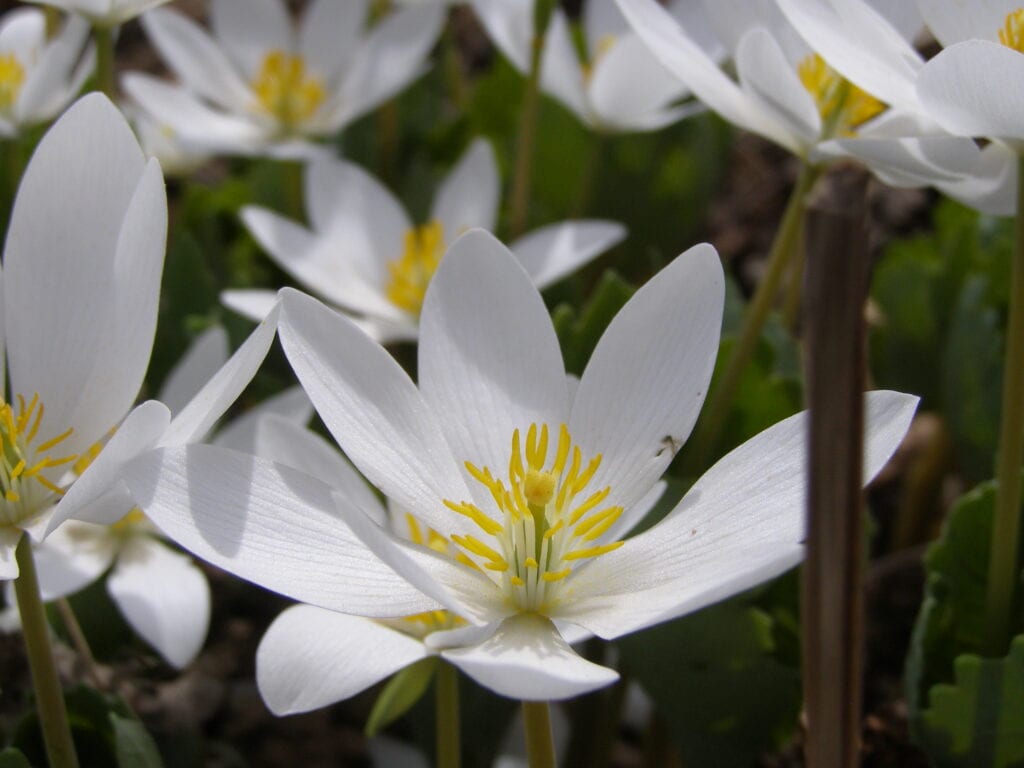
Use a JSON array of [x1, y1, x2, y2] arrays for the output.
[[522, 700, 557, 768], [13, 536, 79, 768], [281, 159, 304, 222], [984, 155, 1024, 655], [55, 598, 104, 690], [435, 662, 460, 768], [508, 0, 555, 238], [93, 25, 116, 100], [686, 163, 820, 470], [44, 8, 61, 38]]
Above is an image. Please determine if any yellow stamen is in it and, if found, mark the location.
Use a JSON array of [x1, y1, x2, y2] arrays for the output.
[[563, 540, 625, 561], [0, 53, 25, 112], [385, 220, 445, 316], [443, 499, 504, 536], [1000, 9, 1024, 52], [252, 49, 325, 127], [797, 53, 885, 136]]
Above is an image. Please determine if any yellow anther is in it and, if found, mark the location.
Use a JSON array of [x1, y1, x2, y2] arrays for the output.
[[385, 220, 445, 316], [252, 49, 325, 126], [574, 506, 623, 542], [111, 507, 147, 533], [0, 53, 25, 112], [563, 540, 625, 560], [406, 512, 425, 545], [73, 437, 105, 476], [1000, 9, 1024, 52], [483, 559, 509, 572], [524, 469, 556, 507], [4, 490, 18, 502], [524, 557, 539, 569], [452, 533, 505, 564], [542, 568, 571, 582], [36, 427, 74, 453], [443, 499, 504, 536], [9, 460, 24, 479], [797, 53, 884, 136], [569, 486, 612, 525], [552, 424, 570, 475], [510, 576, 525, 587], [543, 518, 564, 540]]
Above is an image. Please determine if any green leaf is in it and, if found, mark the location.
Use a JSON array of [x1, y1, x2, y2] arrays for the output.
[[365, 657, 439, 737], [618, 600, 801, 767], [917, 636, 1024, 768], [111, 714, 164, 768], [0, 748, 31, 768]]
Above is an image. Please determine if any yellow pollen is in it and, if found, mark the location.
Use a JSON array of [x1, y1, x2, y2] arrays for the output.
[[443, 423, 625, 614], [111, 507, 148, 533], [797, 53, 885, 137], [1000, 9, 1024, 52], [385, 220, 445, 316], [252, 49, 325, 127], [0, 53, 24, 112]]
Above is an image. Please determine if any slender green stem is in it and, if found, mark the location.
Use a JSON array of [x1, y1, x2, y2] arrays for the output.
[[44, 8, 61, 38], [508, 2, 555, 238], [442, 16, 467, 111], [984, 155, 1024, 655], [93, 25, 116, 99], [686, 163, 821, 470], [13, 536, 79, 768], [780, 219, 807, 333], [55, 598, 104, 690], [435, 663, 460, 768], [281, 160, 304, 222], [522, 700, 557, 768]]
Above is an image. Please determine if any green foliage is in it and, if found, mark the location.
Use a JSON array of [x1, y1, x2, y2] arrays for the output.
[[365, 657, 439, 737], [111, 714, 164, 768], [906, 478, 1024, 764], [916, 637, 1024, 768], [871, 200, 1012, 480], [552, 269, 635, 375], [0, 749, 30, 768], [618, 597, 802, 767]]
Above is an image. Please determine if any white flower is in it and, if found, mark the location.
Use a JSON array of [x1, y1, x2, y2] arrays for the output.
[[18, 326, 310, 669], [469, 0, 715, 132], [222, 139, 626, 343], [123, 0, 444, 158], [0, 93, 165, 577], [772, 0, 1018, 214], [23, 0, 171, 27], [0, 8, 92, 137], [613, 0, 989, 195], [127, 105, 211, 177], [122, 230, 918, 701]]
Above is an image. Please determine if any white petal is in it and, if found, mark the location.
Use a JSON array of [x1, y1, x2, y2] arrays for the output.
[[935, 140, 1016, 217], [256, 604, 428, 715], [108, 536, 209, 668], [430, 139, 499, 239], [158, 326, 230, 416], [5, 95, 162, 457], [915, 0, 1018, 47], [221, 289, 279, 322], [469, 0, 531, 70], [211, 0, 292, 81], [161, 303, 280, 447], [0, 529, 21, 580], [814, 134, 982, 187], [441, 614, 619, 700], [122, 444, 438, 617], [510, 220, 626, 288], [252, 415, 387, 525], [211, 386, 313, 454], [562, 390, 919, 638], [605, 479, 666, 542], [917, 40, 1024, 149], [585, 0, 628, 52], [141, 7, 254, 114], [299, 0, 370, 80], [539, 12, 589, 122], [330, 5, 443, 129], [16, 14, 91, 125], [570, 243, 723, 511], [47, 401, 172, 534], [28, 522, 116, 600], [419, 230, 569, 484], [278, 288, 473, 537]]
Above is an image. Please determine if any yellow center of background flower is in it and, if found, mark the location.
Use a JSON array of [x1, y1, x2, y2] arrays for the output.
[[444, 423, 624, 614], [798, 53, 884, 137], [0, 394, 77, 526], [999, 9, 1024, 52], [385, 220, 445, 316], [0, 54, 25, 112], [252, 50, 325, 127]]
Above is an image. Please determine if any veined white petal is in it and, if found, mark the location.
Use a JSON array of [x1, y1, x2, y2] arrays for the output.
[[210, 0, 292, 81], [221, 289, 279, 323], [299, 0, 370, 82], [935, 140, 1016, 217], [510, 220, 626, 289], [539, 11, 589, 122], [278, 289, 473, 537], [121, 444, 439, 618], [562, 390, 918, 638], [814, 135, 982, 188], [441, 613, 619, 700], [108, 536, 209, 669], [570, 243, 723, 512], [28, 521, 116, 600], [211, 386, 312, 454], [158, 326, 230, 417], [256, 604, 428, 715], [430, 139, 500, 239], [419, 230, 569, 489]]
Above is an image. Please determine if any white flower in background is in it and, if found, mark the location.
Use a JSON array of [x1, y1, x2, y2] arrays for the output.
[[613, 0, 989, 196], [15, 325, 310, 669], [23, 0, 171, 27], [770, 0, 1018, 214], [0, 8, 92, 137], [127, 105, 211, 177], [0, 93, 165, 577], [122, 230, 918, 701], [123, 0, 444, 159], [222, 139, 626, 343], [469, 0, 718, 132]]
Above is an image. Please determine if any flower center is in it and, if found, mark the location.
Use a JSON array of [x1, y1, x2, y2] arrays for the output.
[[0, 394, 77, 527], [444, 423, 624, 614], [385, 220, 445, 316], [1000, 9, 1024, 52], [798, 53, 884, 137], [0, 54, 25, 112], [251, 50, 325, 127]]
